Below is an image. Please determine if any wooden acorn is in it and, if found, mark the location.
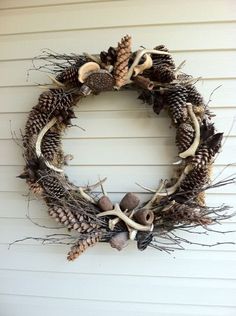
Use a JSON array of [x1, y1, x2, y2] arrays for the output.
[[109, 232, 129, 251], [133, 209, 154, 226], [119, 192, 140, 211], [97, 195, 113, 211]]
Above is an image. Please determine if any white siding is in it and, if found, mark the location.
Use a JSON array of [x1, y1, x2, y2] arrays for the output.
[[0, 0, 236, 315]]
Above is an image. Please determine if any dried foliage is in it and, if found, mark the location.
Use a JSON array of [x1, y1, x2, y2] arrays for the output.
[[15, 35, 235, 260]]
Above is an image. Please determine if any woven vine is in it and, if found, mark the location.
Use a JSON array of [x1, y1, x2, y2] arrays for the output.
[[18, 35, 234, 260]]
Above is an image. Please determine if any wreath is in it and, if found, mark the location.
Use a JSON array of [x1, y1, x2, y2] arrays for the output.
[[18, 35, 234, 260]]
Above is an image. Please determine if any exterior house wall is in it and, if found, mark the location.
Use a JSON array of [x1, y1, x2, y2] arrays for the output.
[[0, 1, 236, 315]]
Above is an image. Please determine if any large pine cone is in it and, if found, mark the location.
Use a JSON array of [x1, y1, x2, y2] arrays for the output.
[[152, 45, 175, 68], [191, 133, 223, 169], [37, 171, 66, 199], [56, 66, 79, 86], [177, 167, 210, 200], [152, 64, 175, 83], [186, 84, 204, 106], [41, 130, 63, 164], [176, 123, 195, 152], [166, 85, 188, 124], [38, 88, 74, 115]]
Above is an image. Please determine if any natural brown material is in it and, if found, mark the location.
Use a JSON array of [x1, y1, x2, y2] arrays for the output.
[[113, 35, 132, 88], [67, 233, 101, 261], [176, 123, 195, 153], [119, 192, 140, 211], [97, 196, 113, 211]]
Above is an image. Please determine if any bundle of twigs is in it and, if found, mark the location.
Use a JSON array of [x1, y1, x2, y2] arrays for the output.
[[18, 35, 235, 260]]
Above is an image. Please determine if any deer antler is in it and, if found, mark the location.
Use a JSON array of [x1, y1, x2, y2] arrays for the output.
[[97, 203, 153, 232], [35, 117, 64, 173], [179, 103, 200, 158], [126, 48, 170, 83]]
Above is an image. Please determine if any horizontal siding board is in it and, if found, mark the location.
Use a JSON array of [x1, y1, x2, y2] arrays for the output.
[[0, 295, 235, 316], [1, 165, 236, 193], [0, 0, 236, 35], [0, 137, 235, 166], [1, 80, 236, 113], [1, 244, 236, 278], [0, 0, 107, 9], [1, 270, 236, 306], [1, 51, 236, 87], [1, 23, 236, 61], [1, 108, 236, 140]]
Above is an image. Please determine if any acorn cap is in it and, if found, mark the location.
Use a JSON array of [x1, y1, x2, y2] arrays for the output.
[[119, 192, 140, 211], [97, 195, 113, 211], [133, 208, 154, 226]]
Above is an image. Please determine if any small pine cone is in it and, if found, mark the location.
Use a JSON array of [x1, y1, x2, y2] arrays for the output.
[[186, 84, 204, 106], [48, 205, 98, 232], [152, 45, 175, 68], [37, 171, 66, 199], [114, 35, 132, 88], [28, 181, 44, 196], [56, 66, 79, 86], [41, 131, 62, 162], [100, 46, 117, 65], [178, 167, 209, 198], [152, 64, 175, 83], [67, 233, 101, 261], [166, 85, 188, 124], [176, 123, 195, 152], [38, 88, 74, 115]]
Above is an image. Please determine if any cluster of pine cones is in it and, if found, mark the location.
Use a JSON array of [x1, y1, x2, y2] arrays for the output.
[[20, 35, 223, 259]]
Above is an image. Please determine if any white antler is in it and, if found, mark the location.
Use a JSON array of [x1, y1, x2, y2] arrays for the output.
[[35, 117, 64, 173], [126, 48, 170, 83], [97, 203, 153, 232], [179, 103, 200, 158]]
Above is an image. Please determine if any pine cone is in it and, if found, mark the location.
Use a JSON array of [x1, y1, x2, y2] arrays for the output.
[[177, 167, 209, 200], [191, 133, 223, 169], [186, 84, 204, 106], [24, 107, 50, 141], [41, 131, 62, 162], [37, 171, 66, 199], [67, 233, 101, 261], [114, 35, 132, 88], [176, 123, 195, 152], [38, 88, 74, 115], [152, 45, 175, 68], [100, 46, 117, 65], [152, 64, 175, 83], [166, 85, 188, 124], [48, 204, 98, 232], [56, 66, 79, 86]]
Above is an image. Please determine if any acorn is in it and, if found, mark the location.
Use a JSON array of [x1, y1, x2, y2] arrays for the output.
[[119, 192, 140, 211], [133, 209, 154, 226], [109, 232, 129, 251], [97, 195, 113, 211]]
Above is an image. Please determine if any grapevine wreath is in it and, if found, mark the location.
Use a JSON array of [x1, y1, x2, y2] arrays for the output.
[[19, 35, 234, 261]]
